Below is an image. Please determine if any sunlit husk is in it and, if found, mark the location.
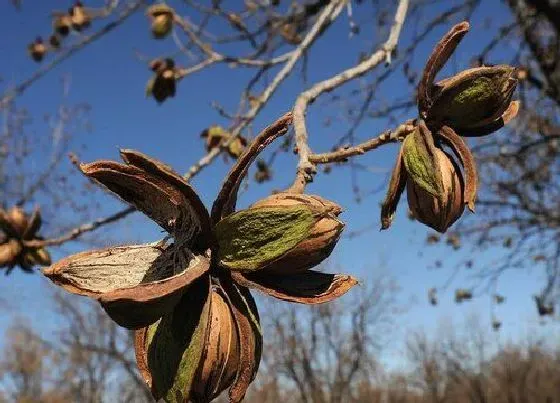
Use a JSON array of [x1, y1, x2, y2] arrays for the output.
[[147, 4, 174, 39], [70, 4, 91, 31], [215, 193, 344, 274], [8, 207, 28, 235]]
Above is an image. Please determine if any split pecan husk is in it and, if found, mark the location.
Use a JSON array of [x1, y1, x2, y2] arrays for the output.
[[42, 113, 357, 402]]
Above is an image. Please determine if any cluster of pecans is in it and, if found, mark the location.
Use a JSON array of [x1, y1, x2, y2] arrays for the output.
[[28, 1, 93, 62], [41, 115, 358, 402], [0, 206, 51, 273], [18, 18, 527, 402], [381, 22, 520, 233]]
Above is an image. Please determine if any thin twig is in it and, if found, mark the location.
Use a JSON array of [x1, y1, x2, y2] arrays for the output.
[[183, 0, 345, 181], [24, 206, 135, 248], [291, 0, 409, 189], [309, 120, 415, 164]]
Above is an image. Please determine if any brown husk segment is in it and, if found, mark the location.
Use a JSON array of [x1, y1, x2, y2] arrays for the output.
[[458, 100, 520, 137], [0, 206, 51, 271], [438, 125, 478, 212], [79, 151, 210, 250], [406, 149, 464, 233], [380, 147, 407, 230], [22, 207, 42, 239], [135, 276, 212, 402], [0, 209, 19, 238], [220, 279, 262, 403], [231, 271, 358, 304], [192, 285, 240, 402], [0, 239, 22, 266], [43, 244, 210, 329], [428, 66, 517, 129], [418, 21, 470, 115]]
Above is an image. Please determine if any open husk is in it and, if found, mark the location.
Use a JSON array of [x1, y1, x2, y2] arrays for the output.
[[215, 193, 344, 275]]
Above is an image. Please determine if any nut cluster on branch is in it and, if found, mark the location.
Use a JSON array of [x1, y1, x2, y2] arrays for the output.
[[0, 206, 51, 274], [27, 1, 106, 63], [41, 114, 357, 402], [381, 21, 520, 233]]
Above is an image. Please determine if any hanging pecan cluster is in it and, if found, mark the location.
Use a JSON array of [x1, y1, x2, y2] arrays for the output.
[[28, 1, 96, 62], [381, 22, 520, 233], [0, 207, 51, 274], [42, 114, 357, 402]]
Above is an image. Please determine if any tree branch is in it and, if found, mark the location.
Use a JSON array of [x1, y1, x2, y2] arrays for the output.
[[291, 0, 409, 190]]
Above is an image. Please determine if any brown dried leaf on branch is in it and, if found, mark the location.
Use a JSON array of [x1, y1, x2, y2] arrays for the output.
[[200, 125, 248, 160], [42, 114, 357, 402], [454, 288, 473, 303], [146, 58, 178, 104]]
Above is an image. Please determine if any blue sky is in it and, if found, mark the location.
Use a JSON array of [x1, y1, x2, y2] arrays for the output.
[[0, 0, 558, 366]]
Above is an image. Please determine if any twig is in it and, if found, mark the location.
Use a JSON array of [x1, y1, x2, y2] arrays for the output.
[[291, 0, 409, 189], [183, 0, 346, 181], [0, 0, 144, 109], [309, 120, 415, 164], [24, 206, 135, 248]]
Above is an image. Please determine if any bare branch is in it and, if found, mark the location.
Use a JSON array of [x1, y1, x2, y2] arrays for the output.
[[291, 0, 409, 188]]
